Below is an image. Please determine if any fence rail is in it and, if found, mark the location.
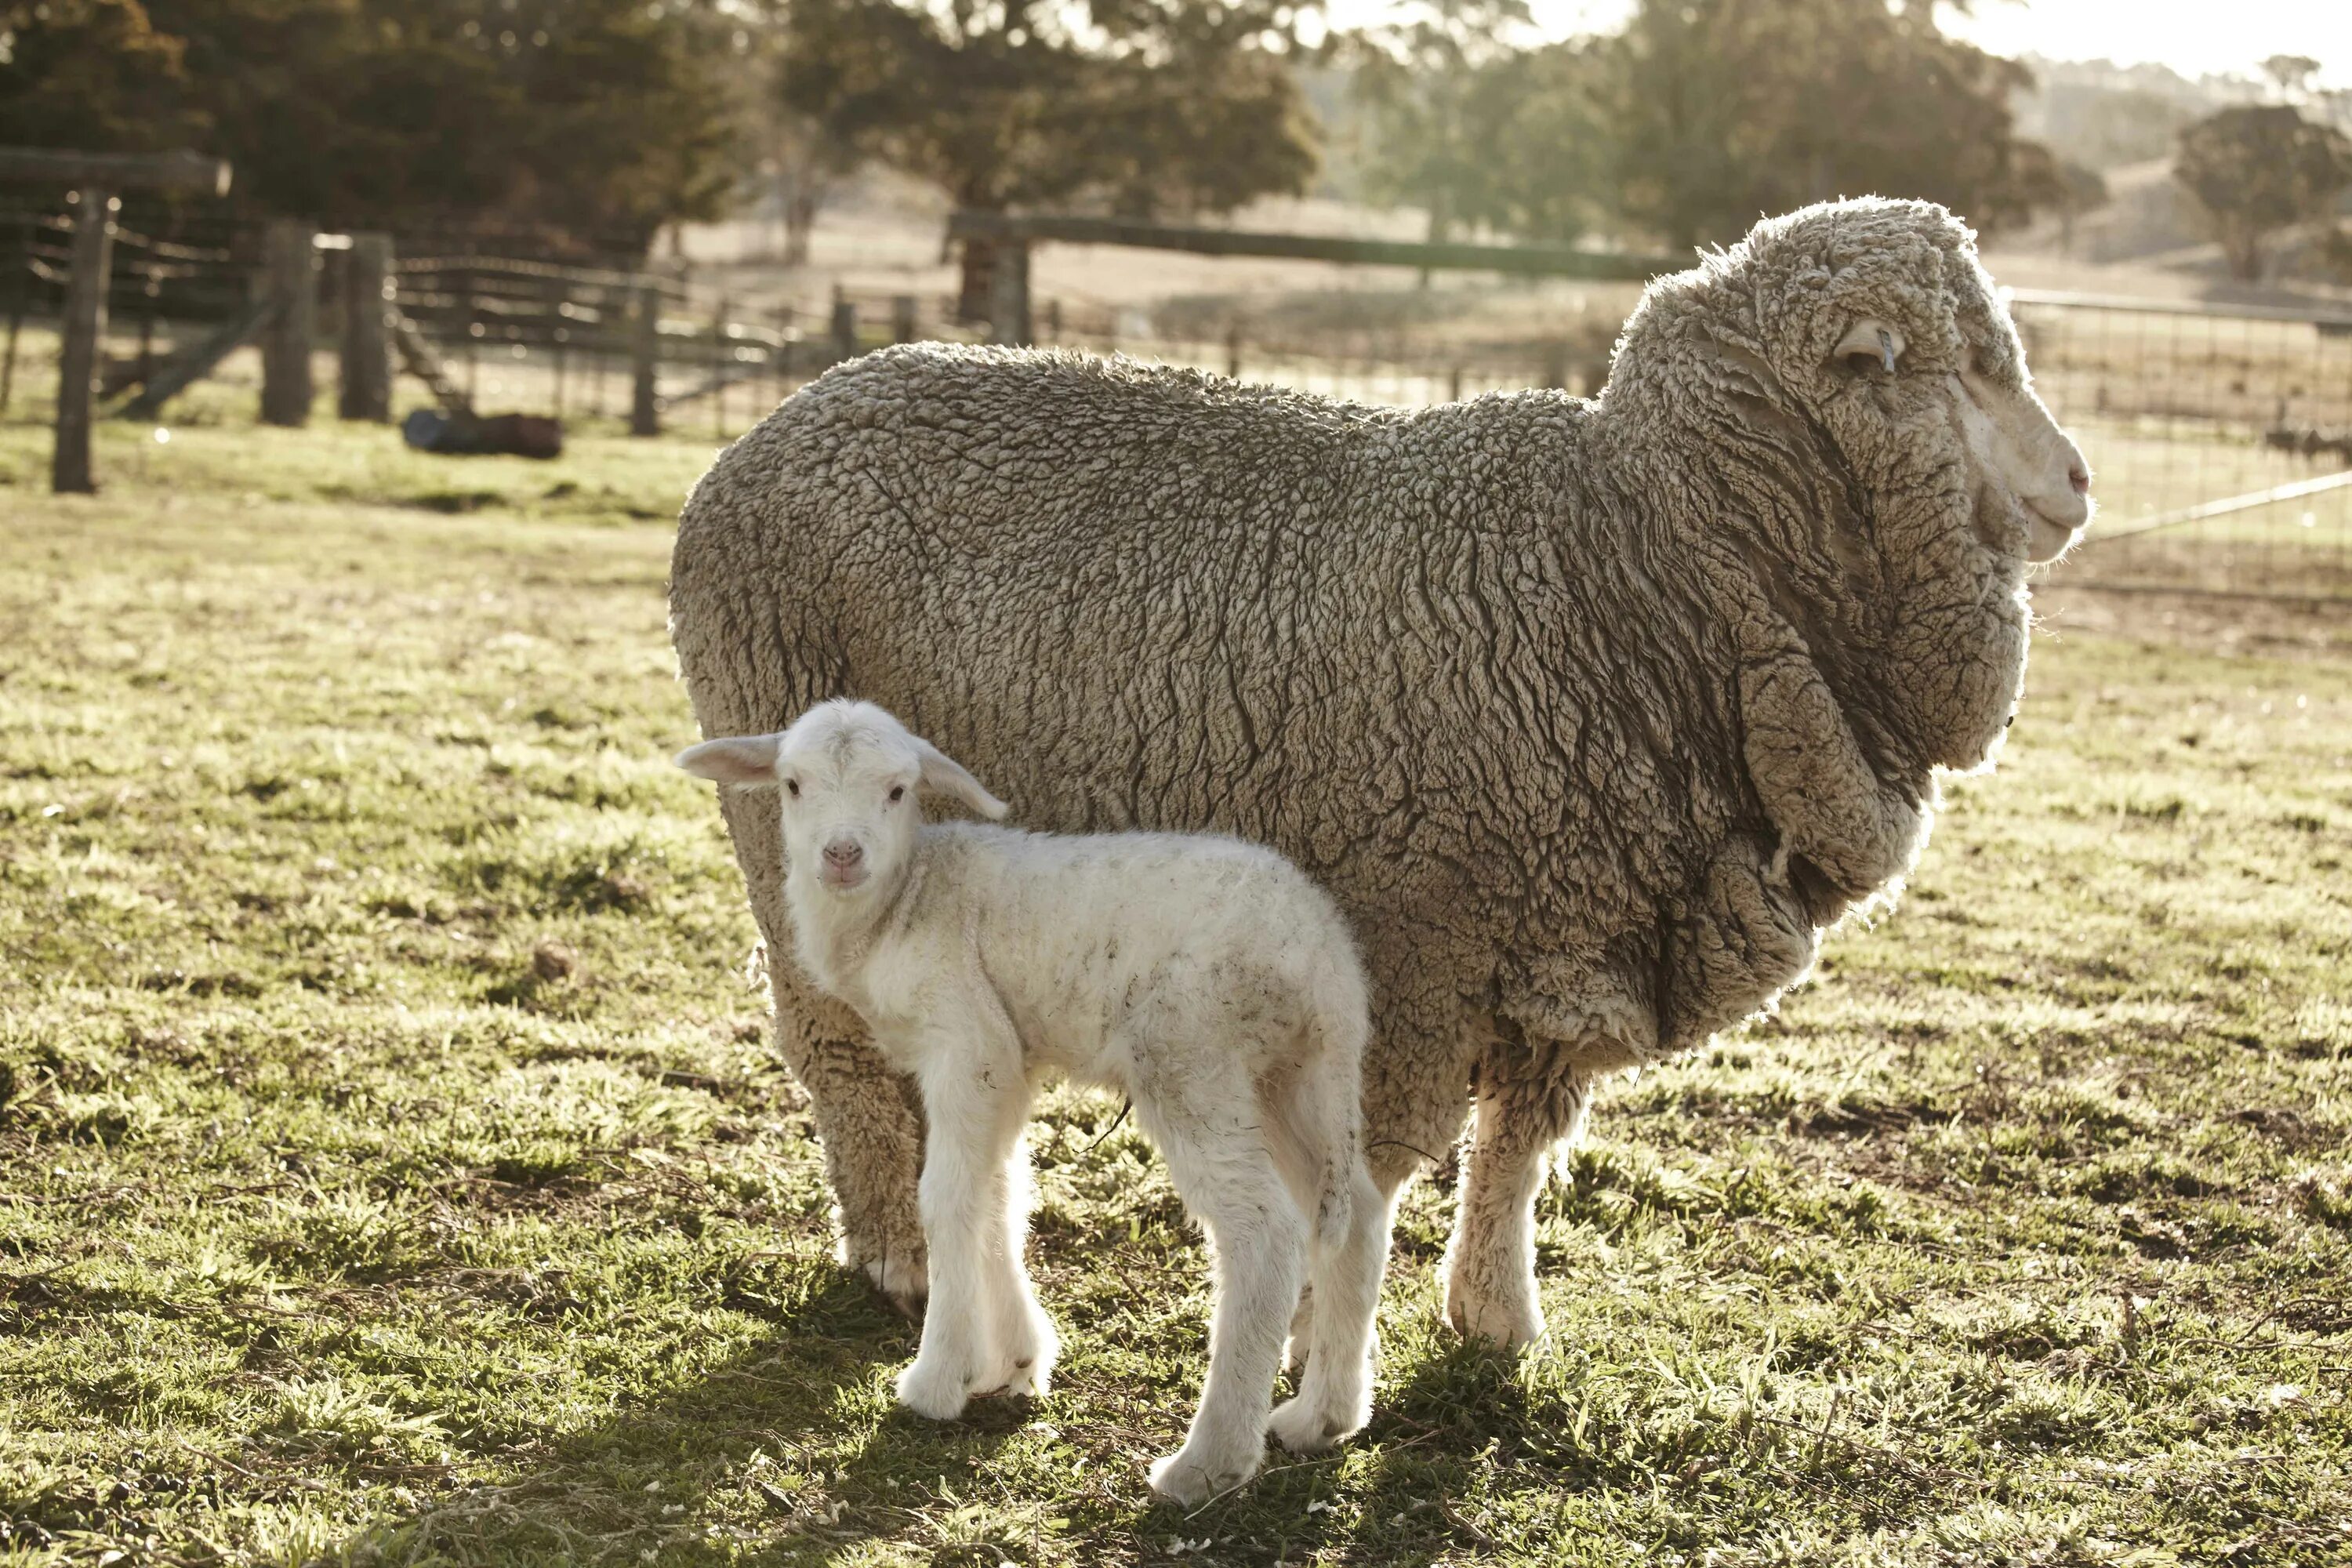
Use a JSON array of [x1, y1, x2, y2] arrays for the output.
[[3, 196, 2346, 601]]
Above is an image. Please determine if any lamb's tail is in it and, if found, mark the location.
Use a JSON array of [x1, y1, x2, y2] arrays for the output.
[[1300, 956, 1374, 1250], [1269, 949, 1390, 1447]]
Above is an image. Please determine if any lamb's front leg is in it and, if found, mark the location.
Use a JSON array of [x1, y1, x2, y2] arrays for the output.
[[975, 1129, 1058, 1399], [895, 1047, 1037, 1421]]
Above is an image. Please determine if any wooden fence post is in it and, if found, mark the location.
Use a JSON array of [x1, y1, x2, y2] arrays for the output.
[[1225, 323, 1243, 381], [339, 231, 393, 422], [829, 296, 857, 361], [51, 184, 116, 493], [711, 292, 731, 437], [260, 219, 317, 426], [891, 294, 917, 344], [988, 238, 1031, 347], [630, 278, 660, 437]]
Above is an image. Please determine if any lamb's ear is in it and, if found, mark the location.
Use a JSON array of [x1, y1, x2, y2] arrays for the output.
[[673, 733, 782, 786], [913, 737, 1008, 820]]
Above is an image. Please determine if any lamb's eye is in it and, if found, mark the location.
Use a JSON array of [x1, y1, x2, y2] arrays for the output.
[[784, 779, 800, 798], [888, 785, 906, 803]]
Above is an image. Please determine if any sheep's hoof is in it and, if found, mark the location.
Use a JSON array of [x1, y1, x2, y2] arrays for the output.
[[1442, 1281, 1544, 1352], [1267, 1394, 1360, 1454], [893, 1358, 970, 1421], [858, 1254, 928, 1321], [1148, 1445, 1258, 1508]]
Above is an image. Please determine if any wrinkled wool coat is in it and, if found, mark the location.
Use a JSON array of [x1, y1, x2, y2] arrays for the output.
[[671, 203, 2031, 1182]]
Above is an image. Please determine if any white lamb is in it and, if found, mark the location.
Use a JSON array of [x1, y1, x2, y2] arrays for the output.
[[674, 699, 1392, 1504]]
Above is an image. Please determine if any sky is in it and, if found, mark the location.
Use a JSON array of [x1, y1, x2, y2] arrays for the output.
[[1319, 0, 2352, 86]]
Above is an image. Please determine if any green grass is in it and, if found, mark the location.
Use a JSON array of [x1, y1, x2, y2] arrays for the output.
[[2, 410, 2350, 1567]]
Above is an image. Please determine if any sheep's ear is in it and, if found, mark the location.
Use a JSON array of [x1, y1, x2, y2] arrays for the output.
[[913, 737, 1008, 820], [674, 733, 782, 786], [1833, 318, 1906, 374], [1690, 329, 1787, 403]]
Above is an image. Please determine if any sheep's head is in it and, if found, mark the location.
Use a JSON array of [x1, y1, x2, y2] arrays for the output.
[[675, 699, 1006, 899], [1606, 197, 2094, 771]]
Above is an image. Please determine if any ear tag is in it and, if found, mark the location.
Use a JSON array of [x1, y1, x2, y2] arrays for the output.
[[1877, 329, 1897, 374]]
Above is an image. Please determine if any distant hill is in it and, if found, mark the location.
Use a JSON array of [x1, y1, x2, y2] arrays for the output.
[[2010, 56, 2252, 172]]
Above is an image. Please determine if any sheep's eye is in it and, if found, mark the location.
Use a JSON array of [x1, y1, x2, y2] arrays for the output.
[[784, 779, 800, 798], [888, 785, 906, 804]]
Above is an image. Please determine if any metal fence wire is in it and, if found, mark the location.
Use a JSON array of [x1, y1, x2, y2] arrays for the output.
[[1998, 290, 2352, 602], [5, 198, 2348, 604]]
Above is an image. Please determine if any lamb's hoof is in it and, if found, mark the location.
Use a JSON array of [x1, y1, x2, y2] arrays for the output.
[[1267, 1393, 1361, 1454], [1148, 1444, 1259, 1508], [978, 1322, 1058, 1399], [858, 1253, 927, 1321], [893, 1357, 970, 1421], [1443, 1283, 1544, 1351]]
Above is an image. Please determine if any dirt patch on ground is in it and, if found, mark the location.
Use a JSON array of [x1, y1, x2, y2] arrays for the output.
[[2035, 581, 2352, 659]]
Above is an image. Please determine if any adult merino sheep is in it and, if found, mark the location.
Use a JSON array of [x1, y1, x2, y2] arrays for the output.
[[670, 197, 2093, 1348]]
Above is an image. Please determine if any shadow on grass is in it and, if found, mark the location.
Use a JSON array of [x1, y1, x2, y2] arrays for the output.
[[325, 1261, 1576, 1566], [326, 1261, 1022, 1564]]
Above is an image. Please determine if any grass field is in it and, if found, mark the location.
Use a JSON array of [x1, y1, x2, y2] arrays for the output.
[[3, 414, 2351, 1568]]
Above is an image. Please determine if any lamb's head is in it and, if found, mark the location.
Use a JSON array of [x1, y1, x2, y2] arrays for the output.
[[674, 700, 1006, 898], [1605, 196, 2094, 770]]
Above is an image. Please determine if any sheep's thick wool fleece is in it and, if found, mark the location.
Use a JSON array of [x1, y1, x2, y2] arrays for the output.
[[672, 199, 2036, 1170]]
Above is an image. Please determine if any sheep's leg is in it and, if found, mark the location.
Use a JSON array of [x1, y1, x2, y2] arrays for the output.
[[1142, 1112, 1308, 1506], [895, 1046, 1032, 1421], [1441, 1044, 1592, 1350], [1268, 1163, 1390, 1453], [1290, 1014, 1477, 1369], [725, 787, 928, 1312]]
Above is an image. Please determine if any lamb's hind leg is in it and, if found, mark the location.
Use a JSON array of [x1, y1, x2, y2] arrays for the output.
[[1268, 1162, 1389, 1453], [1142, 1114, 1308, 1506], [1441, 1042, 1592, 1350]]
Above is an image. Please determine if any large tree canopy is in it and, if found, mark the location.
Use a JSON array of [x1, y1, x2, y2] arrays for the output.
[[0, 0, 741, 249], [778, 0, 1319, 217], [1598, 0, 2061, 251], [2176, 103, 2352, 281]]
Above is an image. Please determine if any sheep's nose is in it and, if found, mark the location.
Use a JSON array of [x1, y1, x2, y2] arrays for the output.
[[2068, 459, 2091, 496], [822, 840, 863, 869]]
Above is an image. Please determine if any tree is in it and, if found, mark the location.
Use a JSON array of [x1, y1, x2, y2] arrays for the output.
[[2175, 104, 2352, 280], [2262, 54, 2322, 98], [779, 0, 1322, 314], [2049, 158, 2109, 256], [0, 0, 743, 252], [0, 0, 199, 154], [1349, 0, 1534, 245], [1597, 0, 2063, 251]]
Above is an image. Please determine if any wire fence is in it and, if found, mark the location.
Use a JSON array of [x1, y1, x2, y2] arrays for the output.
[[2007, 290, 2352, 601], [4, 198, 2347, 602]]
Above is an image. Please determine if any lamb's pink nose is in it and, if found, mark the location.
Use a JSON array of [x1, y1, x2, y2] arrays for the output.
[[2069, 460, 2091, 496], [822, 840, 863, 870]]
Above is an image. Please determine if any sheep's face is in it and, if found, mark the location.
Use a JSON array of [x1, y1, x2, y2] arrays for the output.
[[1628, 197, 2093, 572], [1737, 207, 2092, 582], [1610, 198, 2097, 771], [673, 699, 1007, 900], [1811, 262, 2092, 568]]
